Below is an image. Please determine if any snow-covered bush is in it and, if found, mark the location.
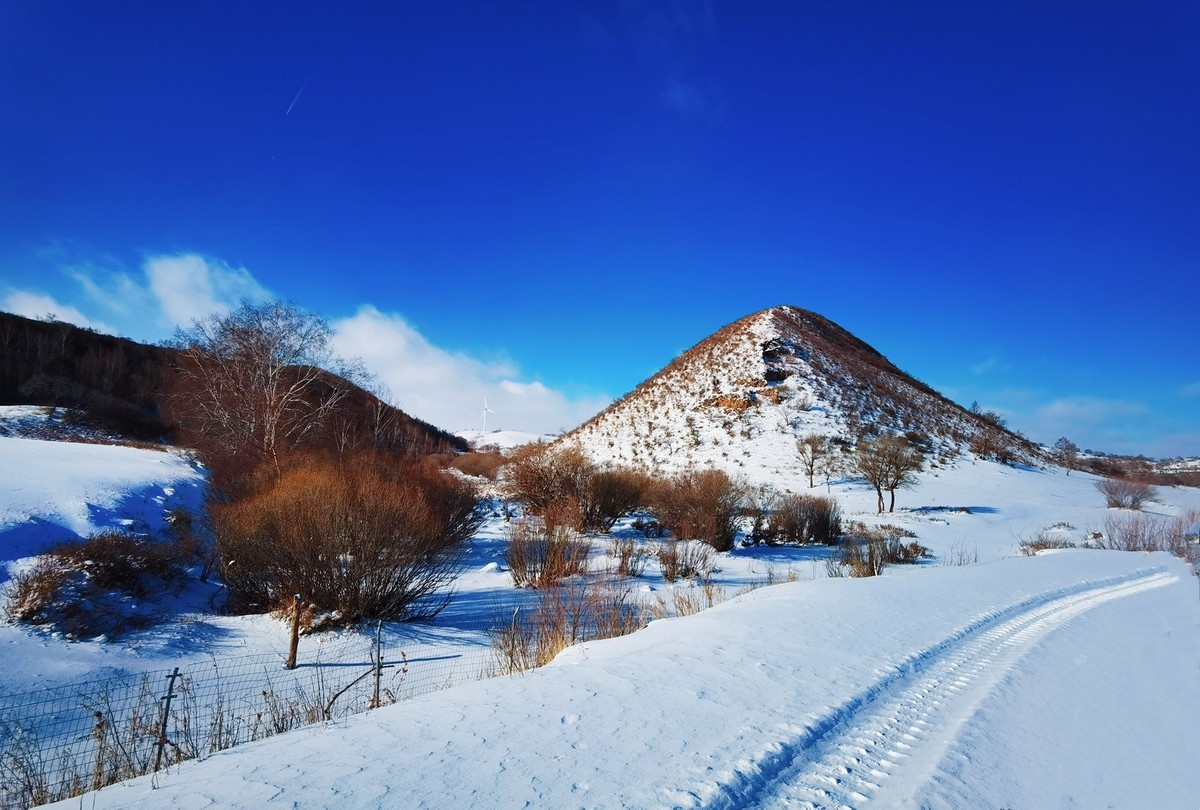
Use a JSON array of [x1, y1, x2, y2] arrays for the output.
[[836, 524, 931, 577]]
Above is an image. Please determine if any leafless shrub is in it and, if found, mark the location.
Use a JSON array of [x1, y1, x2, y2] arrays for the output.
[[1096, 478, 1157, 510], [837, 525, 930, 577], [943, 542, 979, 566], [1099, 511, 1197, 564], [503, 443, 591, 514], [606, 537, 648, 578], [506, 520, 592, 588], [4, 532, 188, 638], [772, 494, 842, 545], [503, 444, 647, 533], [655, 540, 715, 583], [650, 469, 745, 551], [1019, 530, 1077, 556], [212, 455, 482, 622], [580, 469, 649, 533]]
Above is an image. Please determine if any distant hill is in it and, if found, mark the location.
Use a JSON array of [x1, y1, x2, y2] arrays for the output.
[[0, 311, 466, 455], [564, 305, 1038, 483]]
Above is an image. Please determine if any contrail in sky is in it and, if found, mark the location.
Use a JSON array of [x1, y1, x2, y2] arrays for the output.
[[285, 78, 310, 115]]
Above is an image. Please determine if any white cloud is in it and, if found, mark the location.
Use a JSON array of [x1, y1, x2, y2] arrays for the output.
[[0, 290, 114, 334], [331, 306, 610, 435], [1181, 381, 1200, 398], [2, 252, 272, 341], [145, 255, 270, 327]]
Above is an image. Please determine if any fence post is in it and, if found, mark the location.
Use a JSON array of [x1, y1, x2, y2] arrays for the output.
[[91, 711, 106, 791], [154, 667, 181, 773], [371, 620, 383, 709], [286, 594, 302, 670]]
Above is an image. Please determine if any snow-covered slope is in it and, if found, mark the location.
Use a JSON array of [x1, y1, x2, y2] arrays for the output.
[[43, 551, 1200, 810], [0, 412, 206, 574], [564, 306, 1032, 486]]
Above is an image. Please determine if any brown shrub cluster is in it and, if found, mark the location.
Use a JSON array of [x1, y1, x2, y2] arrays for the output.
[[649, 469, 745, 551], [772, 494, 842, 545], [504, 443, 648, 533], [451, 451, 506, 480], [211, 455, 482, 622]]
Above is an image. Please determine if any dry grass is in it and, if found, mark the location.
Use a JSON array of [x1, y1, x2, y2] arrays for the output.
[[655, 540, 715, 583], [606, 537, 648, 578], [490, 579, 649, 674], [506, 520, 593, 588]]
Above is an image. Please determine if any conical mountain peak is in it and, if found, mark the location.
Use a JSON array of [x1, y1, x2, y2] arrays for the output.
[[564, 306, 1033, 484]]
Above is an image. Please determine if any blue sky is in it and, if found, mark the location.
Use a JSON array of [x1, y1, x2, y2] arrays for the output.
[[2, 2, 1197, 456]]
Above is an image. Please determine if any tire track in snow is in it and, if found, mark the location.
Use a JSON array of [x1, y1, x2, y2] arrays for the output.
[[700, 567, 1176, 810]]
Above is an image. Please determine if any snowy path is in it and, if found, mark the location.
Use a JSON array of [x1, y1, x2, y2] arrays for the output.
[[704, 568, 1176, 809]]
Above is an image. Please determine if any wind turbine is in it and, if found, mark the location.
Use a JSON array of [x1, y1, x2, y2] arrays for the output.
[[481, 398, 497, 432]]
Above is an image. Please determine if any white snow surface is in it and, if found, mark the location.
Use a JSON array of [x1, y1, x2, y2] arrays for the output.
[[3, 406, 1200, 808], [457, 428, 552, 450], [42, 553, 1200, 810]]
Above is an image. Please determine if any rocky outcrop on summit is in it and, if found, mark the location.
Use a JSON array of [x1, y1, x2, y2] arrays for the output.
[[563, 306, 1035, 484]]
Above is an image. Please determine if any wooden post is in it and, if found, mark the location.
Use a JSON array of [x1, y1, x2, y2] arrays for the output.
[[285, 593, 302, 670], [91, 711, 106, 791], [371, 620, 383, 709], [154, 668, 181, 773]]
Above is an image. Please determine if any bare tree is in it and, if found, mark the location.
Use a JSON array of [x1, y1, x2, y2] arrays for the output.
[[168, 301, 361, 479], [856, 435, 923, 513], [796, 434, 829, 488], [1053, 437, 1079, 475]]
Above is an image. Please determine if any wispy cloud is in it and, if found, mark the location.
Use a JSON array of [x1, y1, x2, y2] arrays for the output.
[[1181, 381, 1200, 398], [144, 255, 270, 328], [330, 306, 610, 435], [3, 251, 271, 340], [0, 290, 114, 334]]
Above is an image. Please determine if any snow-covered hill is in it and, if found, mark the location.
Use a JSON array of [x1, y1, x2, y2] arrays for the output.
[[564, 306, 1032, 486]]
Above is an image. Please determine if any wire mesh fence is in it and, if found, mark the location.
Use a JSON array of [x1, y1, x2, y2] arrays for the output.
[[0, 623, 498, 809]]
